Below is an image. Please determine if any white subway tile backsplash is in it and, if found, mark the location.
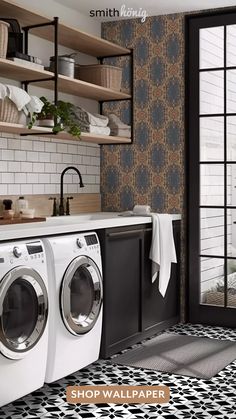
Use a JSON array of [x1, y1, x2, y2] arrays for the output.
[[33, 184, 45, 194], [27, 151, 39, 162], [2, 150, 14, 160], [20, 184, 33, 195], [8, 162, 21, 172], [39, 173, 50, 183], [64, 174, 72, 184], [0, 161, 8, 172], [45, 142, 57, 153], [21, 162, 33, 172], [72, 154, 82, 165], [82, 156, 91, 165], [50, 173, 60, 184], [20, 140, 33, 151], [0, 138, 7, 148], [14, 173, 27, 184], [88, 166, 100, 175], [62, 154, 73, 164], [51, 153, 62, 163], [44, 184, 56, 194], [33, 141, 45, 152], [15, 150, 27, 161], [45, 163, 56, 173], [2, 173, 14, 183], [57, 143, 68, 153], [7, 138, 20, 150], [27, 173, 39, 184], [86, 146, 99, 156], [0, 133, 100, 195], [33, 163, 45, 173], [39, 152, 50, 162], [78, 145, 87, 155], [0, 184, 8, 194], [68, 144, 77, 154], [8, 184, 21, 195], [67, 184, 78, 193]]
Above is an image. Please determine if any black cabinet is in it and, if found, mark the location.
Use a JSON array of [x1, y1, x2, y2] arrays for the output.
[[98, 221, 180, 358]]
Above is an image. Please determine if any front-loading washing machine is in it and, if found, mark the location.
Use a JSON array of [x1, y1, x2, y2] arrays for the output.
[[43, 232, 103, 383], [0, 239, 48, 407]]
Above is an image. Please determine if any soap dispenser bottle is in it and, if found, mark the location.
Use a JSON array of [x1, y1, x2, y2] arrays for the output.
[[15, 196, 28, 216]]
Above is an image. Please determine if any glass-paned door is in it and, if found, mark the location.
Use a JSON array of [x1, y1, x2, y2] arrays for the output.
[[188, 12, 236, 327]]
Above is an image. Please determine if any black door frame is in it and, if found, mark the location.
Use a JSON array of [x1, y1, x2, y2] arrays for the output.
[[186, 8, 236, 327]]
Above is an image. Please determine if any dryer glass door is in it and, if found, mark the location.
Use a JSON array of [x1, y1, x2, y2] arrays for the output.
[[0, 266, 48, 360], [61, 256, 102, 335]]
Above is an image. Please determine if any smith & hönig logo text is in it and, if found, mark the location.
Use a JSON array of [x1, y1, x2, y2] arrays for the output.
[[90, 5, 148, 23]]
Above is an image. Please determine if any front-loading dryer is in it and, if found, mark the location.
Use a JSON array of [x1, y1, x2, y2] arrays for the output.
[[43, 232, 103, 383], [0, 239, 48, 407]]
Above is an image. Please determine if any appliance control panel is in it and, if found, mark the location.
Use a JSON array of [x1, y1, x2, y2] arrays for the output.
[[75, 233, 100, 253], [0, 240, 45, 265]]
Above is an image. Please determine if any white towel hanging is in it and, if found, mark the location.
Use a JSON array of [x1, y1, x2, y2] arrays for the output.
[[149, 214, 177, 297]]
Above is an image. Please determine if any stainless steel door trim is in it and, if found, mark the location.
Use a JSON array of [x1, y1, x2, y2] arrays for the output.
[[0, 266, 48, 360], [61, 255, 103, 336]]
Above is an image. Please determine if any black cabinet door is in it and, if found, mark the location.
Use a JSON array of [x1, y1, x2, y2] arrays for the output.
[[142, 222, 180, 331], [99, 227, 143, 356]]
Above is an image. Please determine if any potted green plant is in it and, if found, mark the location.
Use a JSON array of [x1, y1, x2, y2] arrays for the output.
[[28, 96, 81, 139]]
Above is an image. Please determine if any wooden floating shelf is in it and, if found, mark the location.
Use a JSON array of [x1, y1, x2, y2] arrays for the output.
[[0, 59, 131, 101], [0, 122, 132, 145], [0, 0, 130, 57]]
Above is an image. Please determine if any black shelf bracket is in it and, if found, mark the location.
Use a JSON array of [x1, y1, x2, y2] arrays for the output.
[[21, 17, 59, 136], [98, 47, 134, 145]]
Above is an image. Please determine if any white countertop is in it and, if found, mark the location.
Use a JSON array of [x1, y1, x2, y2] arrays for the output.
[[0, 212, 181, 242]]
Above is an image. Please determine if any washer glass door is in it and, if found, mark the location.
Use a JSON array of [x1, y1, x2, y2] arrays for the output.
[[0, 266, 48, 360], [61, 256, 102, 335]]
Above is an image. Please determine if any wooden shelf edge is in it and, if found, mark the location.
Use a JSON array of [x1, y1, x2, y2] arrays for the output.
[[0, 0, 131, 57], [0, 58, 131, 101], [0, 122, 132, 145]]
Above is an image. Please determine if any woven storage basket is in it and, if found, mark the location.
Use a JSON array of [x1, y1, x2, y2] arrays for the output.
[[0, 20, 9, 58], [0, 97, 20, 123], [76, 64, 122, 91]]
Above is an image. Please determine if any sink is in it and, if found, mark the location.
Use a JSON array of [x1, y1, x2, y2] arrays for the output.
[[46, 212, 120, 223]]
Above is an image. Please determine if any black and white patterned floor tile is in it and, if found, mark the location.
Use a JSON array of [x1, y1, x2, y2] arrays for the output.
[[1, 323, 236, 419]]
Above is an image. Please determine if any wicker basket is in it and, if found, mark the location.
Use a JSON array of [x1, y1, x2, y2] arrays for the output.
[[76, 64, 122, 91], [0, 20, 9, 58], [0, 98, 20, 123]]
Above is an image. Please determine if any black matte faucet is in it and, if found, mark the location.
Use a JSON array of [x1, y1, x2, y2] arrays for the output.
[[59, 166, 84, 216]]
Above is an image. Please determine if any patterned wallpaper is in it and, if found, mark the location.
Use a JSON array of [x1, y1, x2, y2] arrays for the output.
[[101, 14, 185, 214]]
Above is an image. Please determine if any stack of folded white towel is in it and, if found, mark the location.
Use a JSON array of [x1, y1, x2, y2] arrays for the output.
[[0, 82, 44, 116], [71, 106, 110, 135], [108, 113, 131, 138]]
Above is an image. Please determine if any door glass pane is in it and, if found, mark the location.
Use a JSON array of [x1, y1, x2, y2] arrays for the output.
[[70, 265, 95, 323], [227, 209, 236, 256], [227, 116, 236, 161], [2, 278, 38, 344], [227, 262, 236, 307], [227, 25, 236, 67], [226, 164, 235, 206], [200, 26, 224, 69], [200, 164, 224, 206], [200, 208, 224, 256], [200, 117, 224, 161], [227, 209, 236, 307], [200, 257, 224, 305], [227, 70, 236, 113], [200, 71, 224, 114]]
